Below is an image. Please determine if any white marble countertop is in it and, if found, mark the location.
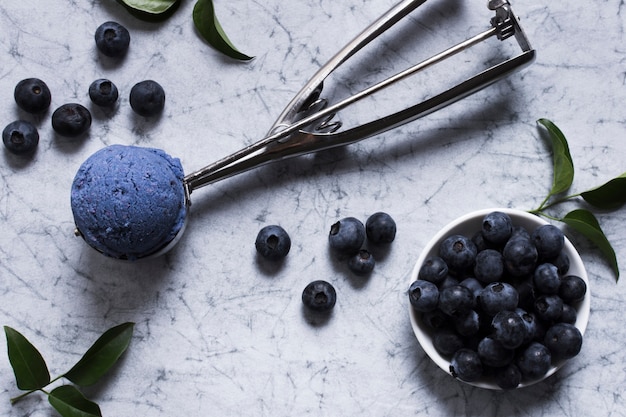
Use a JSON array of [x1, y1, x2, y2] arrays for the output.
[[2, 0, 626, 416]]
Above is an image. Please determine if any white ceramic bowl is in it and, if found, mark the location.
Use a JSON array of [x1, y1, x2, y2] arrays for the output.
[[408, 208, 591, 389]]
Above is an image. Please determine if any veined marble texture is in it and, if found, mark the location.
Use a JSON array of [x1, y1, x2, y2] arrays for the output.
[[1, 0, 625, 416]]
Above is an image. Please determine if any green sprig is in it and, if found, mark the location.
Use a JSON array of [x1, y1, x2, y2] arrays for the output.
[[530, 118, 622, 281], [4, 322, 134, 417]]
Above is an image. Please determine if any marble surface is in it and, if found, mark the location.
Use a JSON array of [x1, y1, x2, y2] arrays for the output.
[[1, 0, 626, 416]]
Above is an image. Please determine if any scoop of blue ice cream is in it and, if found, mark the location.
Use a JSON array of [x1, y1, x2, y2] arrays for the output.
[[71, 144, 187, 260]]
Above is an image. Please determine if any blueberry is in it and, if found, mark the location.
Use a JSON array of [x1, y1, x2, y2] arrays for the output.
[[130, 80, 166, 117], [533, 263, 561, 294], [95, 21, 130, 57], [502, 236, 538, 277], [302, 280, 336, 312], [14, 78, 51, 113], [548, 251, 570, 275], [543, 323, 583, 360], [439, 275, 460, 289], [422, 309, 449, 330], [408, 280, 439, 313], [532, 224, 564, 260], [450, 348, 483, 382], [511, 225, 531, 240], [560, 303, 577, 324], [89, 79, 119, 107], [328, 216, 365, 256], [365, 212, 396, 244], [478, 282, 519, 316], [255, 225, 291, 260], [433, 328, 464, 357], [418, 256, 448, 285], [477, 336, 514, 367], [495, 363, 522, 390], [559, 275, 587, 303], [473, 249, 504, 283], [51, 103, 92, 137], [439, 234, 477, 273], [534, 294, 564, 322], [2, 120, 39, 154], [348, 249, 375, 275], [514, 308, 540, 344], [491, 310, 527, 349], [481, 211, 513, 245], [438, 284, 474, 317], [516, 342, 551, 379], [454, 309, 480, 337], [458, 277, 483, 306]]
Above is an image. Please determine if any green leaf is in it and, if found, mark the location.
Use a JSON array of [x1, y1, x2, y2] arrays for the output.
[[4, 326, 51, 390], [193, 0, 254, 61], [63, 322, 134, 387], [116, 0, 181, 21], [581, 172, 626, 210], [537, 118, 575, 197], [48, 385, 102, 417], [561, 209, 619, 281]]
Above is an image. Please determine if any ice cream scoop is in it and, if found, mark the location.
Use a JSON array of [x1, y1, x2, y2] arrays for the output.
[[71, 145, 186, 260], [70, 0, 534, 260]]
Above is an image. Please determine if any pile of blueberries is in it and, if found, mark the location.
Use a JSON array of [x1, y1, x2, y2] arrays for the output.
[[408, 211, 586, 389], [255, 212, 397, 313], [2, 21, 165, 155]]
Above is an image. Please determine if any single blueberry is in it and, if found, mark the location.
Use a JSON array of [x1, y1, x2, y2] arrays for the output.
[[255, 225, 291, 260], [548, 250, 570, 275], [516, 342, 551, 379], [328, 216, 365, 256], [433, 328, 464, 357], [95, 21, 130, 57], [502, 236, 538, 277], [491, 310, 527, 349], [477, 336, 514, 368], [365, 212, 396, 244], [418, 256, 448, 285], [559, 275, 587, 303], [408, 280, 439, 313], [51, 103, 92, 137], [438, 284, 474, 317], [450, 348, 483, 382], [14, 78, 52, 113], [89, 79, 119, 107], [514, 308, 540, 344], [454, 309, 480, 337], [439, 234, 477, 273], [2, 120, 39, 154], [439, 275, 460, 289], [422, 309, 449, 330], [459, 277, 483, 307], [534, 294, 564, 322], [511, 225, 531, 240], [473, 249, 504, 283], [533, 263, 561, 294], [347, 249, 375, 275], [130, 80, 166, 117], [478, 282, 519, 316], [495, 363, 522, 390], [481, 211, 513, 245], [532, 224, 565, 260], [302, 280, 336, 312], [560, 303, 577, 324], [543, 322, 583, 360]]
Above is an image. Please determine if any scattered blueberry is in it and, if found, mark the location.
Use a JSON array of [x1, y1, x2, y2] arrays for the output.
[[302, 280, 336, 312], [439, 234, 477, 273], [450, 348, 483, 382], [408, 280, 439, 313], [255, 225, 291, 260], [481, 211, 513, 245], [2, 120, 39, 155], [516, 342, 551, 379], [89, 79, 119, 107], [365, 212, 396, 244], [130, 80, 166, 117], [14, 78, 51, 113], [51, 103, 92, 137], [95, 21, 130, 57], [532, 224, 565, 260], [418, 256, 448, 285], [347, 249, 375, 275], [543, 323, 583, 360], [328, 216, 365, 256]]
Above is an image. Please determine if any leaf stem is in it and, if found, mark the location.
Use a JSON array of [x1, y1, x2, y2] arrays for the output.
[[10, 375, 63, 404]]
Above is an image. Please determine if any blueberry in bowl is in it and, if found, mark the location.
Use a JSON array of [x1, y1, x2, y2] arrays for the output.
[[408, 208, 590, 390]]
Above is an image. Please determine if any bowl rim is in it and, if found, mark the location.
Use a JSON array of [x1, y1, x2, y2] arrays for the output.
[[408, 208, 591, 390]]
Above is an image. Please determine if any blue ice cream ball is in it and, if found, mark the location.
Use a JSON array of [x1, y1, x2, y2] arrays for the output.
[[71, 144, 187, 260]]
